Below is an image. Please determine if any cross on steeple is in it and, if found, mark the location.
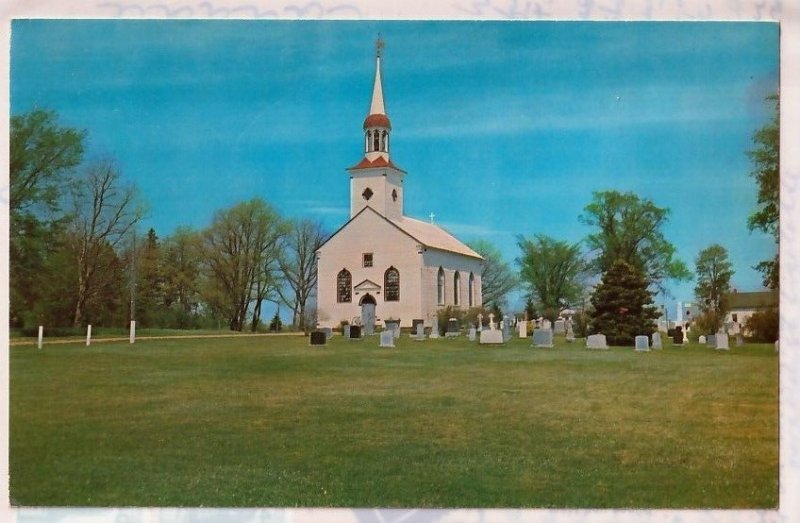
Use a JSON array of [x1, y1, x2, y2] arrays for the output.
[[429, 212, 436, 224]]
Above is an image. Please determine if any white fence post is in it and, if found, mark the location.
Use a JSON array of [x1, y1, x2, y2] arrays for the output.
[[86, 324, 92, 346], [37, 325, 43, 349], [130, 320, 136, 344]]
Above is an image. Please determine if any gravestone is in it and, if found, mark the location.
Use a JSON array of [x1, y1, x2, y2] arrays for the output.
[[707, 334, 716, 347], [672, 326, 683, 345], [554, 320, 565, 335], [468, 327, 476, 341], [542, 319, 552, 331], [364, 322, 374, 336], [502, 321, 511, 342], [310, 331, 327, 346], [412, 323, 426, 341], [488, 313, 496, 330], [411, 319, 424, 335], [343, 325, 351, 338], [480, 329, 504, 345], [736, 334, 744, 347], [518, 320, 528, 338], [349, 325, 362, 340], [319, 327, 333, 340], [652, 332, 662, 349], [384, 319, 401, 339], [698, 335, 707, 344], [477, 313, 483, 331], [715, 333, 729, 351], [379, 330, 395, 348], [634, 335, 650, 352], [533, 328, 554, 348], [586, 334, 608, 350], [566, 324, 575, 342], [429, 317, 440, 339], [446, 318, 460, 337]]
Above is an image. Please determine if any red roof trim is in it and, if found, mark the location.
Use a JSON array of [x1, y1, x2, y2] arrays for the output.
[[347, 156, 406, 173]]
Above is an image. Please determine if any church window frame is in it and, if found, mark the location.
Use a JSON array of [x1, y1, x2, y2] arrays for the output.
[[363, 253, 373, 268], [384, 266, 400, 302], [392, 189, 398, 202], [454, 271, 461, 306], [437, 267, 445, 305], [373, 130, 380, 151], [468, 272, 474, 307], [337, 269, 352, 303], [362, 187, 373, 201]]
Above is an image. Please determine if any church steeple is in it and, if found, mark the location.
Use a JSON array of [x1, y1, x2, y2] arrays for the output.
[[363, 36, 391, 162], [348, 37, 405, 221]]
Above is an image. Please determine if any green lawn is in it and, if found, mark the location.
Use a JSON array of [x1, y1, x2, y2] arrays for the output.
[[9, 334, 778, 508]]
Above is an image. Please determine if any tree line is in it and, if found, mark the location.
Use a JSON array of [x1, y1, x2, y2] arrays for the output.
[[475, 94, 779, 344], [10, 109, 327, 333]]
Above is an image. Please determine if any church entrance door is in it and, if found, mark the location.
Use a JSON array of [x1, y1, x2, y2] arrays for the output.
[[360, 294, 377, 335]]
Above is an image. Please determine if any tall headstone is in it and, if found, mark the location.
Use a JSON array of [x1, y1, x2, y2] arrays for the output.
[[468, 327, 476, 341], [477, 314, 483, 331], [586, 334, 608, 350], [736, 334, 744, 347], [518, 320, 528, 338], [634, 335, 650, 352], [502, 321, 511, 342], [411, 319, 424, 335], [380, 330, 395, 348], [554, 319, 566, 335], [446, 318, 460, 337], [533, 329, 554, 348], [429, 317, 440, 339], [707, 334, 716, 347], [672, 326, 683, 345], [715, 333, 729, 351], [652, 332, 662, 350], [343, 325, 351, 338], [412, 323, 426, 341], [488, 313, 496, 330]]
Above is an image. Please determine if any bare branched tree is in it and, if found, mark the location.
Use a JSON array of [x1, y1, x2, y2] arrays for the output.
[[277, 219, 328, 333]]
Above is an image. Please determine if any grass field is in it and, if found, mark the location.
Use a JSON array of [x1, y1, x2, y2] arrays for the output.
[[9, 334, 778, 508]]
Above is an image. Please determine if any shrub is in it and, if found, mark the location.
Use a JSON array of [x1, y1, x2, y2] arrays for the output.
[[745, 308, 779, 342]]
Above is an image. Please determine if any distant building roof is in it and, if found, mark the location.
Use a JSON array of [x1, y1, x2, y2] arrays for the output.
[[725, 290, 778, 310]]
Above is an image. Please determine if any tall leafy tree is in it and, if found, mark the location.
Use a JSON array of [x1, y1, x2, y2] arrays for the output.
[[134, 228, 164, 327], [68, 158, 143, 327], [10, 109, 85, 327], [516, 234, 588, 321], [201, 198, 286, 332], [694, 244, 734, 331], [277, 219, 328, 332], [747, 94, 779, 289], [467, 239, 517, 309], [161, 226, 202, 314], [580, 190, 690, 293], [589, 259, 660, 346]]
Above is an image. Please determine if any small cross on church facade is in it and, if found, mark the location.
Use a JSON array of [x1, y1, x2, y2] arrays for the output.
[[315, 40, 483, 331]]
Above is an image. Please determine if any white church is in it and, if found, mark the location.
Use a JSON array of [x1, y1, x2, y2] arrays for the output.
[[316, 40, 483, 330]]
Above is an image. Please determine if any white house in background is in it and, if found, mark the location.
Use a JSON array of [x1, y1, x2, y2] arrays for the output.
[[723, 290, 778, 335], [316, 40, 483, 330]]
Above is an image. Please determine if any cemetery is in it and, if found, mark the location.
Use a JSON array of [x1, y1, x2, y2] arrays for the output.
[[9, 332, 778, 508]]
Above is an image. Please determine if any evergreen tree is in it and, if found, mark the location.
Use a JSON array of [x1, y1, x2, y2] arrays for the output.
[[589, 260, 660, 346]]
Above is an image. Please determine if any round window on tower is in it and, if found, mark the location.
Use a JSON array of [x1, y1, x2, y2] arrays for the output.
[[362, 188, 373, 201]]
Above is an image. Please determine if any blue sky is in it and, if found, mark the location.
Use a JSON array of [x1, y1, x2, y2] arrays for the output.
[[10, 20, 779, 312]]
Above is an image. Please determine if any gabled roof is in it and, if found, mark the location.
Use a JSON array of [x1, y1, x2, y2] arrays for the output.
[[724, 290, 779, 310], [347, 155, 405, 173], [317, 206, 483, 260]]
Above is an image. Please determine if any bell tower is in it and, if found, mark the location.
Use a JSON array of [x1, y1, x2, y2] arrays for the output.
[[347, 37, 405, 221]]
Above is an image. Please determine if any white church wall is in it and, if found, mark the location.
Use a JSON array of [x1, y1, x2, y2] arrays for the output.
[[317, 209, 423, 328], [421, 248, 483, 322]]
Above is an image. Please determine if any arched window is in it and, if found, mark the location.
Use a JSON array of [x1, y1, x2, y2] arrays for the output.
[[437, 267, 445, 305], [337, 269, 352, 303], [373, 130, 380, 151], [468, 272, 474, 307], [454, 271, 461, 305], [385, 267, 400, 301], [381, 130, 387, 151], [365, 131, 370, 152]]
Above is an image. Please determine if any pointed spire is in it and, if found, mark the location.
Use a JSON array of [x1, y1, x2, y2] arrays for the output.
[[369, 36, 386, 116]]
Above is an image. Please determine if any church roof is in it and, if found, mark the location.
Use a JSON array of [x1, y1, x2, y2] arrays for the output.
[[348, 155, 406, 172], [389, 215, 483, 259], [317, 206, 483, 261], [363, 113, 391, 129], [724, 290, 778, 310]]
